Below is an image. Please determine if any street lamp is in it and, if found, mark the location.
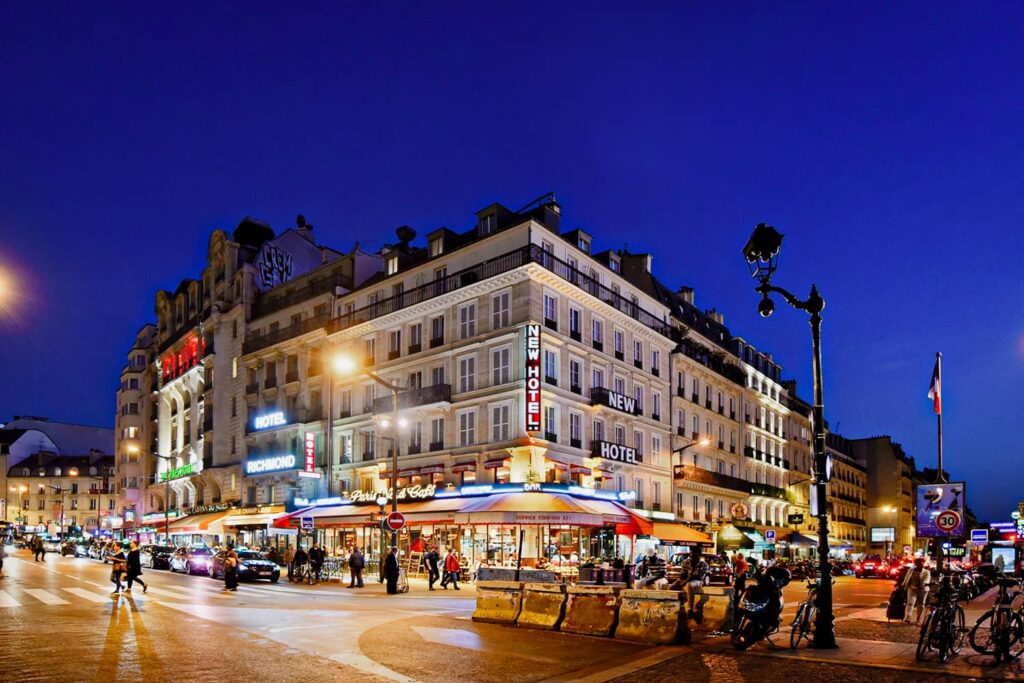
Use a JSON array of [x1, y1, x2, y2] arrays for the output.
[[39, 484, 66, 539], [670, 437, 711, 521], [8, 485, 27, 525], [333, 353, 404, 551], [882, 505, 897, 558], [742, 223, 837, 650], [69, 467, 108, 538]]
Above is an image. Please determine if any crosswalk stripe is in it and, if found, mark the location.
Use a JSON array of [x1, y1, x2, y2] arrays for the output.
[[64, 587, 112, 603], [131, 586, 182, 599], [0, 590, 20, 607], [24, 589, 70, 605]]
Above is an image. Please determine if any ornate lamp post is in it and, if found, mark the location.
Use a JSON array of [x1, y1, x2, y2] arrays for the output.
[[742, 223, 837, 649]]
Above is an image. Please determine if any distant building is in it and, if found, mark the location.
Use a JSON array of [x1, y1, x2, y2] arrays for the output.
[[849, 435, 920, 556], [6, 451, 115, 535]]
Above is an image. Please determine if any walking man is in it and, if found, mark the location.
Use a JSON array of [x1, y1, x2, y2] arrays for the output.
[[441, 550, 461, 590], [293, 545, 308, 582], [348, 546, 365, 588], [425, 545, 440, 591], [125, 540, 148, 594], [33, 536, 44, 562], [309, 542, 325, 582], [224, 544, 239, 592], [284, 545, 295, 581], [109, 542, 127, 596], [384, 547, 400, 595]]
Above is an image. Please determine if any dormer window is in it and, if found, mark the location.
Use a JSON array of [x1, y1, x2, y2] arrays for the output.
[[479, 214, 496, 235], [578, 236, 591, 254], [609, 254, 621, 273], [387, 255, 399, 276], [429, 237, 444, 257]]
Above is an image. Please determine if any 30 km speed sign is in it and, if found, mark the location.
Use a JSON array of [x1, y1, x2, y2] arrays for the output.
[[936, 510, 962, 534], [385, 511, 406, 531]]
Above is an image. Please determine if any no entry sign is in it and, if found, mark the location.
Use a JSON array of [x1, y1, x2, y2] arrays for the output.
[[385, 511, 406, 531]]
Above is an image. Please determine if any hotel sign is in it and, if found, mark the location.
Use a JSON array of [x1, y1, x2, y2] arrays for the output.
[[245, 454, 297, 475], [349, 484, 437, 505], [592, 388, 639, 415], [160, 464, 195, 481], [303, 431, 316, 473], [525, 324, 542, 432], [591, 440, 642, 465], [253, 411, 287, 430]]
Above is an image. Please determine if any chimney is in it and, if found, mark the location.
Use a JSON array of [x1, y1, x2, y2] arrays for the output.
[[677, 286, 694, 305], [706, 308, 724, 325], [295, 214, 314, 241]]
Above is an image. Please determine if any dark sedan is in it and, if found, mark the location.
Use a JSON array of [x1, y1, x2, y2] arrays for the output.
[[208, 550, 280, 583], [169, 546, 214, 575], [140, 544, 175, 570]]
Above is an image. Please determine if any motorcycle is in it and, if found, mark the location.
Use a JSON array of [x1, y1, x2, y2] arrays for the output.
[[731, 565, 792, 650]]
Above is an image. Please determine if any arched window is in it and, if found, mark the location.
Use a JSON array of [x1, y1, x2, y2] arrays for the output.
[[89, 467, 98, 476]]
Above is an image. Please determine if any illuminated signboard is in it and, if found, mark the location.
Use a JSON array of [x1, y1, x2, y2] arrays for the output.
[[160, 464, 195, 481], [870, 527, 895, 543], [245, 454, 297, 475], [916, 482, 966, 538], [159, 332, 204, 383], [591, 440, 642, 464], [303, 431, 316, 473], [349, 484, 437, 504], [525, 324, 542, 432], [592, 388, 640, 415], [253, 411, 287, 430]]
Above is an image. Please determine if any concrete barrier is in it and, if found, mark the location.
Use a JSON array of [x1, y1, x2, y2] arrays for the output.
[[690, 585, 735, 632], [614, 589, 690, 645], [473, 581, 524, 624], [561, 585, 621, 637], [517, 582, 567, 630]]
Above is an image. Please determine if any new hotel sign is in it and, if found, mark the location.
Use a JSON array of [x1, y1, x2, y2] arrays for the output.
[[591, 388, 640, 415], [525, 324, 542, 432]]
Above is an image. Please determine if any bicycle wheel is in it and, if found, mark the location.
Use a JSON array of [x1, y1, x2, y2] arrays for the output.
[[1008, 613, 1024, 660], [950, 605, 966, 656], [916, 613, 935, 661], [970, 609, 997, 655], [790, 605, 807, 649]]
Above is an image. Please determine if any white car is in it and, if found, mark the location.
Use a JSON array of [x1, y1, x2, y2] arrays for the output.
[[42, 539, 62, 553]]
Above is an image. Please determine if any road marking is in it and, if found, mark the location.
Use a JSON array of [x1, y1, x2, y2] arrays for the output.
[[24, 589, 70, 605], [64, 587, 113, 603], [0, 590, 21, 607], [133, 586, 188, 599]]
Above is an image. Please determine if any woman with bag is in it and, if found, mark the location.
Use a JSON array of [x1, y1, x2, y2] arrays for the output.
[[125, 540, 148, 594], [108, 542, 128, 596], [223, 545, 239, 592]]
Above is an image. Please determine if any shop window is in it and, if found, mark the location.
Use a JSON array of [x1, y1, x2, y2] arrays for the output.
[[494, 467, 509, 484], [461, 470, 476, 485]]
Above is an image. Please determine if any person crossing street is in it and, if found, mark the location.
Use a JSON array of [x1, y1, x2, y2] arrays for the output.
[[348, 546, 365, 588], [425, 546, 440, 591], [124, 540, 148, 594]]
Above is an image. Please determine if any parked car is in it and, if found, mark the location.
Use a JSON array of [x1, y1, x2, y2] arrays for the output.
[[169, 546, 214, 575], [667, 552, 735, 586], [854, 555, 890, 578], [42, 538, 62, 554], [60, 540, 81, 556], [140, 544, 175, 570], [209, 550, 281, 583]]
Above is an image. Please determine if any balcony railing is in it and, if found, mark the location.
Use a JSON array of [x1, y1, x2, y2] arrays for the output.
[[251, 271, 351, 319], [673, 464, 751, 494], [674, 338, 747, 388], [750, 483, 789, 501], [372, 383, 452, 414], [243, 311, 331, 355], [836, 515, 867, 526]]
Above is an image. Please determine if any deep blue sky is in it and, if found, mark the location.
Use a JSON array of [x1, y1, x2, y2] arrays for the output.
[[2, 3, 1022, 521]]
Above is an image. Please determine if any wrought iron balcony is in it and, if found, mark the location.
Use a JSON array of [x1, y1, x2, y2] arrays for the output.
[[372, 383, 452, 414], [673, 464, 751, 494]]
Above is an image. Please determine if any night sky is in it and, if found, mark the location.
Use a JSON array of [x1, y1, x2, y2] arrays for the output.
[[1, 3, 1022, 522]]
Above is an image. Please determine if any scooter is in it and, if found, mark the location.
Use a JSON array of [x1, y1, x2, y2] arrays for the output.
[[731, 565, 792, 650]]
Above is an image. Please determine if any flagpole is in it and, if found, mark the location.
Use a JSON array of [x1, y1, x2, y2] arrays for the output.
[[936, 352, 945, 484]]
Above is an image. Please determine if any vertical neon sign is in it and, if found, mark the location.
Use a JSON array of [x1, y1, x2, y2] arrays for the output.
[[525, 324, 542, 432], [304, 431, 316, 473]]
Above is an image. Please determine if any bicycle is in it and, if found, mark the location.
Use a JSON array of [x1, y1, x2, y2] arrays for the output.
[[969, 576, 1024, 663], [790, 578, 821, 649], [290, 563, 318, 585], [916, 572, 968, 663]]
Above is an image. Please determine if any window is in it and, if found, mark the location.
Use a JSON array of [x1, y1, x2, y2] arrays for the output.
[[651, 349, 660, 373], [430, 418, 444, 447], [459, 303, 476, 339], [429, 236, 443, 257], [633, 385, 644, 412], [458, 411, 476, 446], [492, 292, 510, 329], [364, 338, 375, 364], [692, 414, 699, 435], [389, 330, 401, 356], [609, 254, 621, 273], [677, 409, 685, 432], [614, 376, 625, 395], [363, 384, 375, 413], [543, 350, 557, 383], [578, 235, 591, 253], [434, 266, 447, 281], [544, 406, 557, 438], [633, 430, 643, 455], [633, 339, 642, 364], [592, 318, 603, 346], [458, 356, 476, 393], [570, 413, 581, 443], [409, 323, 422, 349], [653, 481, 661, 508], [430, 315, 444, 344], [615, 425, 625, 445], [431, 365, 445, 386], [491, 405, 510, 441], [543, 294, 557, 326], [569, 307, 581, 337], [479, 213, 496, 235], [652, 436, 662, 461], [614, 330, 624, 355], [569, 359, 581, 390], [387, 256, 399, 275], [592, 419, 605, 442], [652, 393, 661, 418], [592, 368, 604, 389]]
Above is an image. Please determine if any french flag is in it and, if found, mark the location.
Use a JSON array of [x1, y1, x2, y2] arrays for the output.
[[927, 358, 941, 414]]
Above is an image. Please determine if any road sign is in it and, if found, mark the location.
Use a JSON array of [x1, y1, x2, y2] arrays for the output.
[[765, 529, 776, 542], [936, 509, 962, 534], [970, 528, 989, 545], [385, 511, 406, 531], [300, 516, 314, 531]]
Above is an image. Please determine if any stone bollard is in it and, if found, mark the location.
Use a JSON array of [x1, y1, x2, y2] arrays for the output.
[[517, 582, 567, 630], [561, 584, 621, 637], [473, 580, 524, 624], [690, 585, 735, 632], [615, 589, 690, 645]]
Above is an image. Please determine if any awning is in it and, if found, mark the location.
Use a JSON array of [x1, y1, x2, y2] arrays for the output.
[[484, 458, 509, 469], [168, 511, 228, 535], [716, 525, 755, 549], [829, 538, 853, 549], [787, 532, 818, 548], [398, 468, 420, 476], [569, 465, 591, 475], [420, 465, 444, 475], [453, 492, 636, 527], [451, 461, 476, 473], [222, 511, 286, 529], [650, 522, 713, 547], [550, 462, 568, 471], [273, 504, 371, 529]]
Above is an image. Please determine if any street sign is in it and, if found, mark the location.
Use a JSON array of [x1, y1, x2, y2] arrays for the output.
[[300, 516, 314, 531], [935, 509, 962, 534], [385, 511, 406, 531], [765, 529, 776, 543], [787, 514, 804, 525], [970, 528, 989, 546]]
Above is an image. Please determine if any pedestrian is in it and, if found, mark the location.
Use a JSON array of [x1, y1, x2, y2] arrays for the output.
[[223, 544, 239, 592], [267, 547, 280, 567], [384, 546, 400, 595], [425, 545, 440, 591], [309, 542, 324, 582], [293, 545, 308, 582], [109, 542, 127, 596], [32, 536, 44, 562], [284, 545, 295, 580], [125, 540, 148, 594], [348, 546, 365, 588], [441, 550, 461, 590], [903, 557, 931, 625], [0, 540, 6, 576]]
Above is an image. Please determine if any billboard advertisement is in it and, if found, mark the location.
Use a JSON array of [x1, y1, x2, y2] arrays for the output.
[[916, 482, 966, 538]]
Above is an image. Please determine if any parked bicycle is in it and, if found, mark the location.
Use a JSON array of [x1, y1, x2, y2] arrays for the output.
[[969, 576, 1023, 663], [790, 576, 834, 649], [289, 563, 318, 585], [916, 571, 969, 663]]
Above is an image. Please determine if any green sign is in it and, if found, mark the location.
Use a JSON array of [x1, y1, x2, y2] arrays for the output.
[[160, 464, 195, 482]]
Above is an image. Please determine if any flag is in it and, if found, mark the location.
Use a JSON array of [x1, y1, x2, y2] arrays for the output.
[[927, 358, 941, 414]]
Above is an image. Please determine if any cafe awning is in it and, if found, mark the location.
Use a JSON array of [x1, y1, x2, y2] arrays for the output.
[[451, 461, 476, 473], [650, 522, 713, 547], [716, 524, 755, 550], [168, 511, 228, 535], [222, 510, 286, 529], [453, 492, 637, 527], [787, 532, 818, 548], [483, 458, 509, 469], [420, 465, 444, 475]]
